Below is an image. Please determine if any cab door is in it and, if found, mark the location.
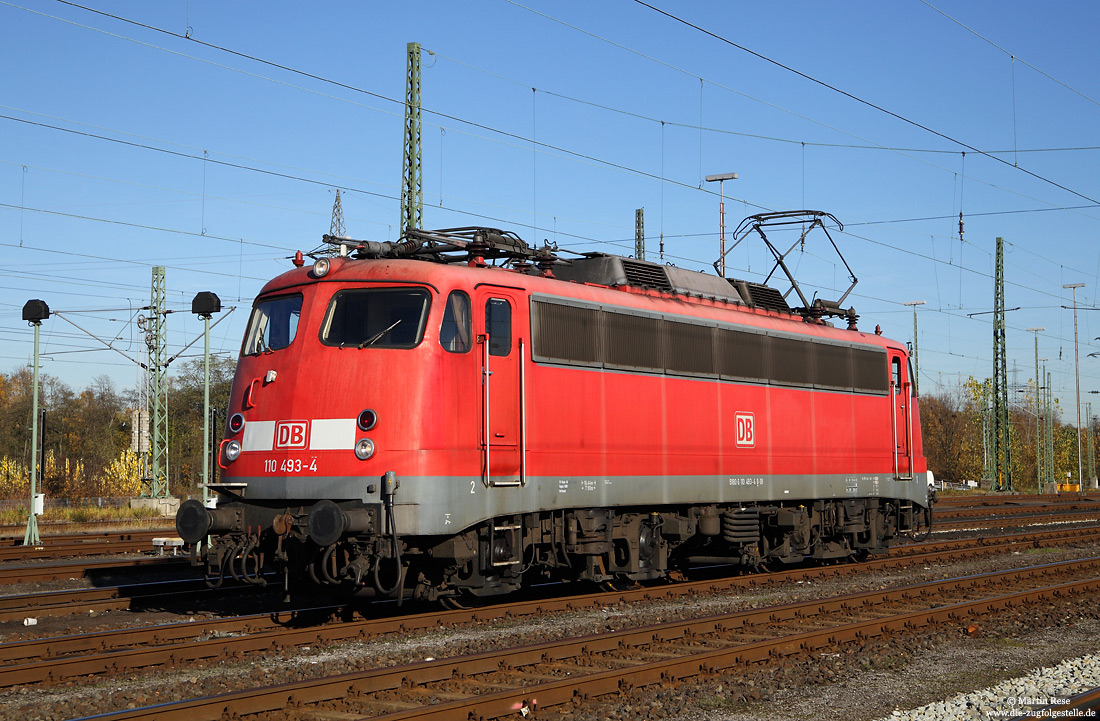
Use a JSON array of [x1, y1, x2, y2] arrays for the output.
[[890, 351, 913, 479], [476, 288, 524, 486]]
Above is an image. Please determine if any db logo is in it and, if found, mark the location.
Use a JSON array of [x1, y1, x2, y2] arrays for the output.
[[274, 420, 309, 449], [735, 413, 755, 448]]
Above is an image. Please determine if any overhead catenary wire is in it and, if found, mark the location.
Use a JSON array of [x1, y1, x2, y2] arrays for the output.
[[2, 0, 1091, 400], [20, 0, 1100, 234], [7, 3, 1098, 249], [631, 0, 1100, 208], [919, 0, 1100, 109]]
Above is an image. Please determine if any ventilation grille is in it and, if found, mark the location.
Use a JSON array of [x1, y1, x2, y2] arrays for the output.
[[531, 301, 600, 364], [739, 282, 792, 314], [621, 259, 673, 291], [530, 298, 889, 394]]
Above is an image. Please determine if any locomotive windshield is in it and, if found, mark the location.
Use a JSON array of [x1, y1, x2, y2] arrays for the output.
[[242, 294, 302, 356], [319, 288, 430, 349]]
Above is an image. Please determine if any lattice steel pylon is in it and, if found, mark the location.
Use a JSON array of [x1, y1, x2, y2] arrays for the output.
[[992, 237, 1013, 492], [635, 208, 645, 261], [400, 42, 423, 234], [142, 266, 169, 498], [330, 189, 346, 239], [980, 380, 994, 481]]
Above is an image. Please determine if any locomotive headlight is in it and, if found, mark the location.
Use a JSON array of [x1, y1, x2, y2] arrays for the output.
[[312, 257, 331, 277], [228, 413, 245, 434], [354, 438, 375, 460], [224, 439, 242, 463]]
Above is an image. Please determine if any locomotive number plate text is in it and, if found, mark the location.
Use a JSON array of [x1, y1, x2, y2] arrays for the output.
[[264, 458, 318, 474]]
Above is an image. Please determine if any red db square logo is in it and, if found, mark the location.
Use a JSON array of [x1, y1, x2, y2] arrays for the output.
[[274, 420, 309, 449], [735, 413, 755, 448]]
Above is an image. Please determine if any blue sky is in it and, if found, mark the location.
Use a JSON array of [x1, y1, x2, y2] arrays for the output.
[[2, 0, 1100, 418]]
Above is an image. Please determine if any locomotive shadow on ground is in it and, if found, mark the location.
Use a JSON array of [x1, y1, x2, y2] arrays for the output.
[[73, 566, 329, 622], [80, 554, 876, 625]]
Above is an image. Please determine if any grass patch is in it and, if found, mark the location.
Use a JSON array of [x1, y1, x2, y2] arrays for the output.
[[0, 504, 165, 525]]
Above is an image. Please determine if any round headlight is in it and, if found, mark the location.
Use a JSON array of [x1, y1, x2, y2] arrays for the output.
[[312, 257, 331, 277], [357, 408, 377, 431], [354, 438, 375, 460], [228, 413, 245, 434], [224, 440, 242, 463]]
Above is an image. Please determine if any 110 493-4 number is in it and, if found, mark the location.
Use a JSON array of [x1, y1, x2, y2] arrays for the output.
[[263, 458, 317, 473]]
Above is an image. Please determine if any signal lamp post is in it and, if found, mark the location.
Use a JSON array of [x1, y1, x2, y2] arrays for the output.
[[22, 300, 49, 546], [191, 292, 222, 509], [705, 172, 738, 277]]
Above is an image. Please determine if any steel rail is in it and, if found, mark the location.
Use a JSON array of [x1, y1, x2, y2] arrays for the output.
[[935, 493, 1100, 506], [933, 510, 1100, 530], [0, 529, 170, 547], [3, 526, 1098, 668], [63, 558, 1100, 720], [934, 502, 1100, 519], [0, 536, 173, 562], [2, 523, 1092, 639], [0, 556, 188, 585], [7, 533, 1100, 690]]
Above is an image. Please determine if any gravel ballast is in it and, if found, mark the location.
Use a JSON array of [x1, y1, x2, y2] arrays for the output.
[[873, 652, 1100, 721], [3, 542, 1100, 720]]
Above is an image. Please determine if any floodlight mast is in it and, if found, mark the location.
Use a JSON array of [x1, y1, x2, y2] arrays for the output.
[[705, 172, 738, 277]]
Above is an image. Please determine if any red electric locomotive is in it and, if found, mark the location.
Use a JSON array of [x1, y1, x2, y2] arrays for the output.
[[176, 213, 932, 602]]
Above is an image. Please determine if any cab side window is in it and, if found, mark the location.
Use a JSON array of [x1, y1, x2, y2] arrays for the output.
[[486, 298, 511, 356], [439, 291, 471, 353]]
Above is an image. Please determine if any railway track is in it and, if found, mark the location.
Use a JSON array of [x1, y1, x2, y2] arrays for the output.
[[934, 492, 1100, 506], [4, 525, 1099, 691], [0, 576, 218, 623], [1, 524, 1095, 623], [52, 556, 1100, 720], [933, 509, 1100, 530], [0, 555, 189, 586], [0, 529, 182, 562], [933, 501, 1100, 520]]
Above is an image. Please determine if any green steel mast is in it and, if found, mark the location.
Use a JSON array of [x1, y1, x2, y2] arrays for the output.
[[142, 266, 169, 498], [401, 42, 423, 234], [992, 237, 1012, 492]]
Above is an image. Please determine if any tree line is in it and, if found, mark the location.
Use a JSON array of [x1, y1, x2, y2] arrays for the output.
[[0, 361, 1092, 500], [0, 357, 233, 500], [920, 377, 1097, 492]]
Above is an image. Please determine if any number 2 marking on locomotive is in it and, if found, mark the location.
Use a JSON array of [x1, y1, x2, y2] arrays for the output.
[[470, 480, 476, 494]]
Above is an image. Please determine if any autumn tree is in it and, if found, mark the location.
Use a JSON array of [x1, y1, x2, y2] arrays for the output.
[[919, 388, 983, 483], [166, 355, 235, 493]]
